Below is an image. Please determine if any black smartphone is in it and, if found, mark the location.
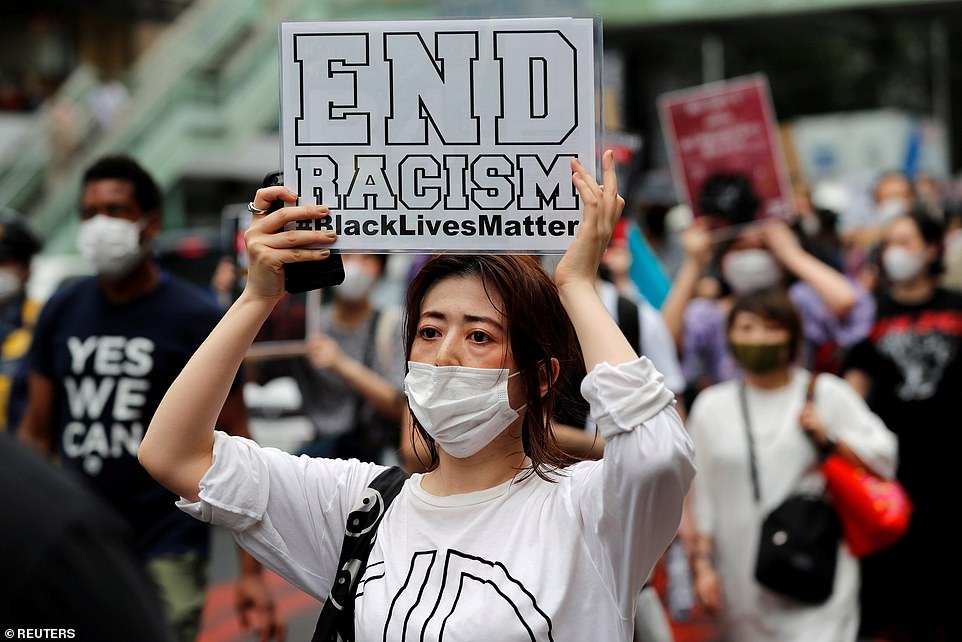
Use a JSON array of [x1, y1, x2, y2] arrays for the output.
[[261, 171, 345, 293]]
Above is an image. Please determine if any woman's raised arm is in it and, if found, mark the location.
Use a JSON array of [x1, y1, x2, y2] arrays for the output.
[[139, 187, 334, 500], [555, 151, 634, 371]]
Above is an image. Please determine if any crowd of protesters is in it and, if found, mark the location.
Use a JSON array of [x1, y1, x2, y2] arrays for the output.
[[0, 140, 960, 642]]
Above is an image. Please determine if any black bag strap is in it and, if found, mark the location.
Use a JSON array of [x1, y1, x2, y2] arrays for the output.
[[616, 295, 642, 355], [311, 465, 409, 642], [738, 382, 762, 504], [740, 373, 821, 505]]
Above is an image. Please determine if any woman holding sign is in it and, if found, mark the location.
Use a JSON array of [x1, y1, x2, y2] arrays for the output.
[[139, 151, 694, 641]]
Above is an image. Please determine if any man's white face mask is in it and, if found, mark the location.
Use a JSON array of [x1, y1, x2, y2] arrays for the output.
[[76, 214, 147, 280]]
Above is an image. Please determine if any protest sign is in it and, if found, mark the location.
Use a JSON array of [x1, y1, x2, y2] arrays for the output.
[[660, 74, 792, 228], [279, 17, 597, 253]]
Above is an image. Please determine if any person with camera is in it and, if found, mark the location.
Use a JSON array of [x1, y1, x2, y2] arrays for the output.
[[688, 287, 896, 641]]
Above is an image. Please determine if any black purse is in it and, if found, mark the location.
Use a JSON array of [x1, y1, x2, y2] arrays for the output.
[[739, 381, 841, 604]]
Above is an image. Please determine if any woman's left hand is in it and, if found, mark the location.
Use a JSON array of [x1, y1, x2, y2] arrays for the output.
[[554, 150, 625, 291], [760, 220, 803, 262]]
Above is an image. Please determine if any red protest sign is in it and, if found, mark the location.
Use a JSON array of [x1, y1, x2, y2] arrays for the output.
[[660, 75, 792, 228]]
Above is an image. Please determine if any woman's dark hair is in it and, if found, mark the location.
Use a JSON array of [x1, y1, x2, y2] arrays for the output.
[[82, 155, 163, 214], [895, 211, 945, 276], [726, 287, 803, 363], [698, 172, 760, 226], [403, 255, 582, 480]]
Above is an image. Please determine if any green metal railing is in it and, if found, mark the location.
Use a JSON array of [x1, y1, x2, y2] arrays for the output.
[[3, 0, 483, 253], [4, 0, 317, 253]]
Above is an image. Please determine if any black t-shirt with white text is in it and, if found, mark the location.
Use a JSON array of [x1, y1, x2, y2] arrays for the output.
[[28, 272, 230, 559]]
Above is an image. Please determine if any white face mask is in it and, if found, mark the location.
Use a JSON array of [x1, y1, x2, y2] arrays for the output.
[[404, 362, 524, 459], [0, 267, 22, 304], [336, 260, 377, 302], [722, 249, 780, 294], [77, 214, 147, 280], [877, 198, 911, 224], [882, 246, 926, 283]]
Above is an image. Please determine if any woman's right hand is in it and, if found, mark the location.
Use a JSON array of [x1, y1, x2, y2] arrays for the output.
[[243, 187, 337, 302], [693, 562, 723, 614], [681, 219, 714, 267]]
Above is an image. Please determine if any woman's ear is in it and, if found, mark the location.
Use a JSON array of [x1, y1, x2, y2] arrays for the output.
[[538, 357, 561, 397]]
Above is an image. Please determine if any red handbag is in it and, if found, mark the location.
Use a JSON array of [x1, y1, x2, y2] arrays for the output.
[[821, 454, 912, 558], [805, 374, 912, 558]]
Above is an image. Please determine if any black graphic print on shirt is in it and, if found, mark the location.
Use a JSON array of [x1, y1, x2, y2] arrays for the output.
[[362, 549, 555, 641], [869, 309, 962, 401]]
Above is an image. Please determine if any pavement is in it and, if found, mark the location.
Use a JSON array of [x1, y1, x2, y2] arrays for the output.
[[197, 527, 320, 642]]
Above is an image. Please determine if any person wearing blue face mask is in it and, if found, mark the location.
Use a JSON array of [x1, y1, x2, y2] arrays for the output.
[[18, 155, 283, 642], [139, 151, 695, 642]]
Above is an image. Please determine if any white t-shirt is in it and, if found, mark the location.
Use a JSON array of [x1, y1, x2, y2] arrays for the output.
[[178, 357, 694, 642], [688, 369, 897, 642]]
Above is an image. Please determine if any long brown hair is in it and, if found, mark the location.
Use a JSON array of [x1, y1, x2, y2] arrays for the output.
[[403, 255, 583, 480]]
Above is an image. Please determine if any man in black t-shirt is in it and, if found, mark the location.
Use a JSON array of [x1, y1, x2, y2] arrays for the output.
[[19, 156, 283, 642]]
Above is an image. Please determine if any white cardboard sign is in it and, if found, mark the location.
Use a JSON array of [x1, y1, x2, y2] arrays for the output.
[[279, 18, 596, 253]]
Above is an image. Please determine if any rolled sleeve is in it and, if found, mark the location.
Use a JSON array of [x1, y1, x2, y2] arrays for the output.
[[176, 431, 384, 599], [581, 356, 676, 441], [176, 431, 269, 530]]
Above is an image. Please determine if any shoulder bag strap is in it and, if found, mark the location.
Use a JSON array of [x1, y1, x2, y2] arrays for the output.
[[311, 465, 409, 642], [738, 381, 762, 504], [805, 372, 818, 403], [741, 373, 821, 505]]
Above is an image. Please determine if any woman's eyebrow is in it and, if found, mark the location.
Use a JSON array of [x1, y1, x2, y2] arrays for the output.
[[464, 314, 503, 331], [420, 310, 503, 331]]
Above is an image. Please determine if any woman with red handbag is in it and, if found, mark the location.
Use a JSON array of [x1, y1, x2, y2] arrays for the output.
[[689, 288, 897, 641], [844, 210, 962, 642]]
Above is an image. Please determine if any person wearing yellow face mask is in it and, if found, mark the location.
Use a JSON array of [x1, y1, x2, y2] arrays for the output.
[[687, 288, 896, 642]]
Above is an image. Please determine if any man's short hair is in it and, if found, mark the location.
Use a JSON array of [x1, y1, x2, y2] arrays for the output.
[[82, 155, 162, 214]]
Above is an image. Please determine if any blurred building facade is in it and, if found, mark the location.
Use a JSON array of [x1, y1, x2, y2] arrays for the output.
[[0, 0, 960, 279]]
